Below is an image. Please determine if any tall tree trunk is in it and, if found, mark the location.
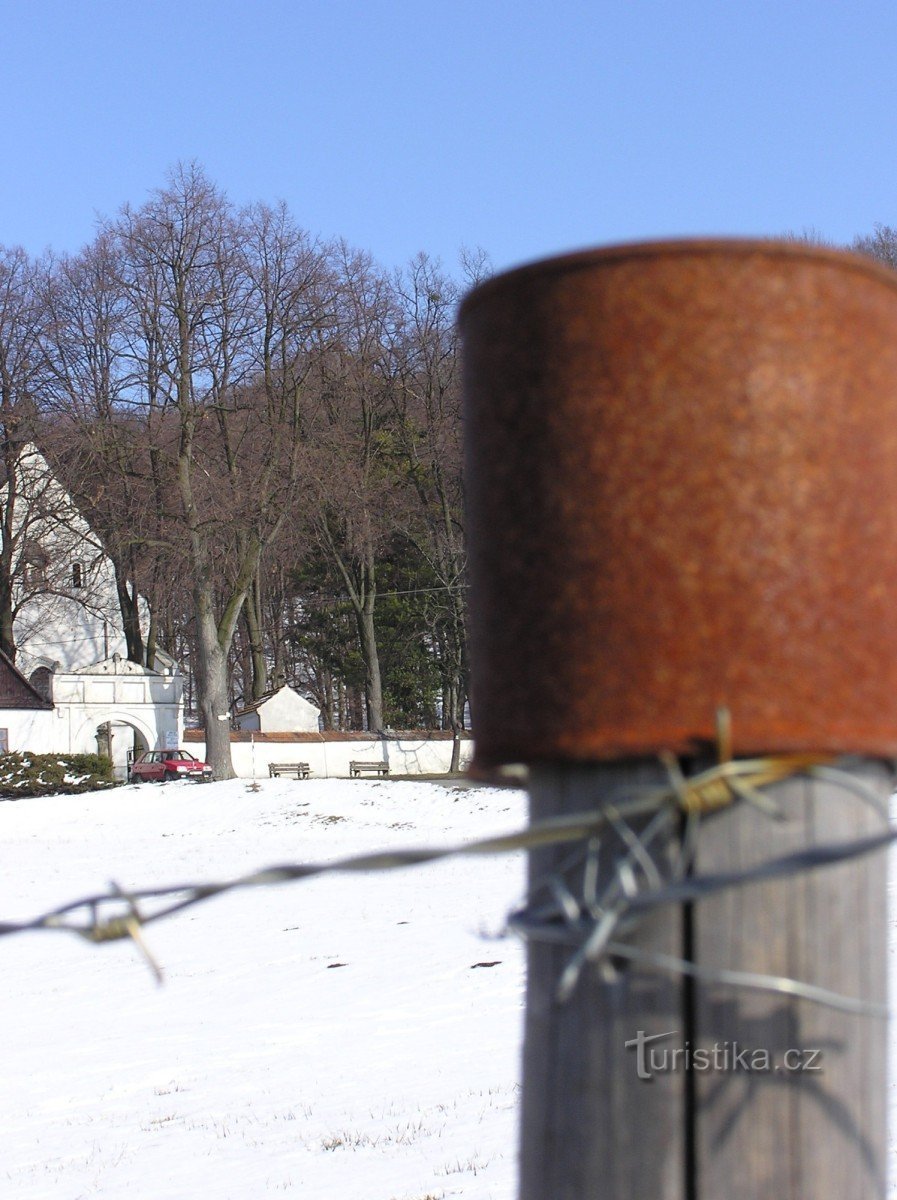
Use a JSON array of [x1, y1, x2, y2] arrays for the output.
[[357, 601, 384, 732], [144, 610, 158, 671], [0, 574, 14, 661], [320, 519, 386, 733], [0, 446, 18, 661], [321, 670, 334, 730], [244, 571, 268, 700], [234, 633, 252, 707], [350, 685, 364, 731], [194, 597, 235, 780], [270, 578, 287, 691], [114, 562, 145, 663], [449, 724, 462, 773], [179, 428, 242, 781], [446, 680, 463, 771]]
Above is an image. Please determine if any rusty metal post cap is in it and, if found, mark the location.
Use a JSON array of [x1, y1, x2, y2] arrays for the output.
[[461, 239, 897, 769]]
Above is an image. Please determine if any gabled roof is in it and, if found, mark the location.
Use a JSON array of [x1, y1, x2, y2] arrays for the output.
[[0, 649, 53, 710], [232, 692, 274, 717], [75, 656, 164, 677], [233, 684, 318, 718]]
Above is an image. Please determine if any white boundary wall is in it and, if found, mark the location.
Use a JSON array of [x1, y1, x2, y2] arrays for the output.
[[185, 735, 474, 779], [0, 709, 59, 752]]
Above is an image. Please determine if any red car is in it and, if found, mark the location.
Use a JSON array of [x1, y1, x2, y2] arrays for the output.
[[129, 749, 213, 783]]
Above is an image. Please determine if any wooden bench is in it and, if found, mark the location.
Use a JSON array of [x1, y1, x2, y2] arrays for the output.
[[268, 762, 311, 779], [350, 760, 390, 778]]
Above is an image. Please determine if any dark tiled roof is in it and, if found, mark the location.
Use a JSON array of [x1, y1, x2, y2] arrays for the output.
[[184, 729, 471, 743], [0, 650, 53, 710]]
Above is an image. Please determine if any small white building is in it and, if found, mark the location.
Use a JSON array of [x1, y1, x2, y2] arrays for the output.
[[232, 685, 321, 734]]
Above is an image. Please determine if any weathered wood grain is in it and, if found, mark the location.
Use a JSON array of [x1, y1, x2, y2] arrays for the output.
[[520, 759, 891, 1200], [693, 760, 890, 1200], [521, 763, 687, 1200]]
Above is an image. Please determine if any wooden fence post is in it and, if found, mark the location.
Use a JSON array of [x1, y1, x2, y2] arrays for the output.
[[519, 762, 687, 1200], [459, 240, 897, 1199], [519, 759, 891, 1199]]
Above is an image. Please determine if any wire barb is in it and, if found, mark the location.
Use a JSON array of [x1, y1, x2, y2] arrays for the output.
[[510, 749, 892, 1010]]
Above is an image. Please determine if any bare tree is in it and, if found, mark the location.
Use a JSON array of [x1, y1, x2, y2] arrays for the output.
[[780, 226, 837, 247], [38, 234, 167, 665], [25, 167, 488, 748], [306, 243, 401, 732], [389, 254, 469, 757], [235, 200, 333, 702], [852, 223, 897, 269], [0, 245, 51, 659], [94, 165, 331, 777]]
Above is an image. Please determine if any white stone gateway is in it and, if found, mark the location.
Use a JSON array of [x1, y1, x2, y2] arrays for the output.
[[52, 657, 183, 780]]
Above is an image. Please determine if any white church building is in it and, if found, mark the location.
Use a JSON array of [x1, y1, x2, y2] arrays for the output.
[[0, 445, 183, 778]]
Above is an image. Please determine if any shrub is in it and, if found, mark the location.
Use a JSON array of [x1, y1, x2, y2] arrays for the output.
[[0, 752, 116, 798]]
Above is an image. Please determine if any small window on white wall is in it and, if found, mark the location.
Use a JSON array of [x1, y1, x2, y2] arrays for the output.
[[29, 668, 52, 701], [72, 562, 83, 589], [0, 729, 9, 754], [22, 540, 49, 589]]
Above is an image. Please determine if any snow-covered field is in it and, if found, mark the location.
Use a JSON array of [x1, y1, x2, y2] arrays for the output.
[[6, 774, 897, 1199], [0, 778, 527, 1200]]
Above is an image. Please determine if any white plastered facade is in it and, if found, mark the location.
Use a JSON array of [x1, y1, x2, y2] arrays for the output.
[[0, 448, 184, 773]]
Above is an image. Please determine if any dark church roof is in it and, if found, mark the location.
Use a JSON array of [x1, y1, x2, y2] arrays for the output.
[[0, 650, 53, 710]]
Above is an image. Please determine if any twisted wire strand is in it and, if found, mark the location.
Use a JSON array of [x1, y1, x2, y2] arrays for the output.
[[510, 756, 894, 1007], [0, 755, 889, 1014]]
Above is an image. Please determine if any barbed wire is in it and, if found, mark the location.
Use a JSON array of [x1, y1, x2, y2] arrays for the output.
[[0, 750, 893, 1015], [510, 747, 894, 1011]]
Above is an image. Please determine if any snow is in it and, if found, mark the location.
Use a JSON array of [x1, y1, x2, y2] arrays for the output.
[[5, 774, 896, 1198], [0, 778, 528, 1199]]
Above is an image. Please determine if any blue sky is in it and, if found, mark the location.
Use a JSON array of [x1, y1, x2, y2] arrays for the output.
[[2, 0, 897, 276]]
